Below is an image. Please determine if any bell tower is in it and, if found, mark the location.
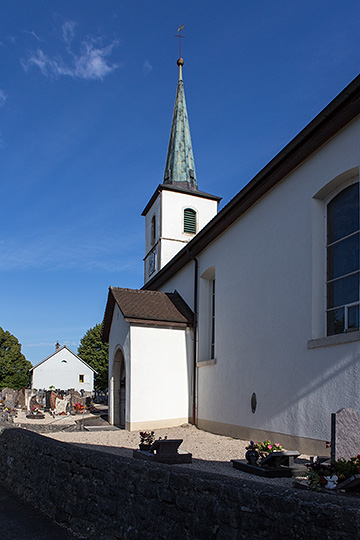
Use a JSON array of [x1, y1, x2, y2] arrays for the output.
[[142, 56, 221, 284]]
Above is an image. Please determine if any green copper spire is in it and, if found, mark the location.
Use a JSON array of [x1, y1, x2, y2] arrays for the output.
[[163, 58, 198, 190]]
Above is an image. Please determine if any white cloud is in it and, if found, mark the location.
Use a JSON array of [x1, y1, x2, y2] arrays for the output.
[[0, 231, 141, 273], [0, 90, 7, 107], [21, 21, 119, 81], [143, 59, 153, 76], [22, 49, 49, 76], [21, 30, 46, 43], [62, 21, 76, 47]]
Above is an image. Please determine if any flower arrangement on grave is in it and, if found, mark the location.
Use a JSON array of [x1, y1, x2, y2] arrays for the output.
[[139, 431, 155, 449], [4, 406, 17, 416], [256, 439, 283, 457], [74, 402, 85, 413], [305, 454, 360, 491], [30, 406, 39, 415], [245, 439, 283, 465]]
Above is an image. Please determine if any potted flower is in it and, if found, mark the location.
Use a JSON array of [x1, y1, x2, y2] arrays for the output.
[[245, 439, 283, 465], [257, 439, 283, 458], [139, 431, 155, 451]]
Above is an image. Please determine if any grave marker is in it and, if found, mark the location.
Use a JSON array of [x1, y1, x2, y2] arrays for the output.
[[333, 408, 360, 461]]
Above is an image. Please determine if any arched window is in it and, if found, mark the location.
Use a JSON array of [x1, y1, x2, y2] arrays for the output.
[[199, 266, 216, 363], [151, 215, 156, 246], [327, 182, 359, 335], [184, 208, 196, 234]]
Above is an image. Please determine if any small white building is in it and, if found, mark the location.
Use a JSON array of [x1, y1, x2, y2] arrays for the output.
[[31, 343, 95, 392]]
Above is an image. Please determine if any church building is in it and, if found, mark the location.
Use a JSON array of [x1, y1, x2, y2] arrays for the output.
[[102, 57, 360, 455]]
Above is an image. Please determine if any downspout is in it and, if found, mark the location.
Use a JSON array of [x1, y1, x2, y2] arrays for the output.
[[191, 254, 198, 426]]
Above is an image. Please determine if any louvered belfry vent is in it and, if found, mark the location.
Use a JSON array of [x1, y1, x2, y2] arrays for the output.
[[184, 208, 196, 234]]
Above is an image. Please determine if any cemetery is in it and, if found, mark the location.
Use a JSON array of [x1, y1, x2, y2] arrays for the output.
[[0, 386, 102, 432]]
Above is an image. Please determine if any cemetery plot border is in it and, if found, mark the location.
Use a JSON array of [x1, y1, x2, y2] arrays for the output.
[[133, 438, 192, 464]]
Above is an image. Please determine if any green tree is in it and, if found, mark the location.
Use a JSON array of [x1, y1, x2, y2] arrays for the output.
[[78, 323, 108, 390], [0, 327, 32, 389]]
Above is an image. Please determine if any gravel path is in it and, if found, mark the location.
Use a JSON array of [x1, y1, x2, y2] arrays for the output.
[[45, 423, 310, 488]]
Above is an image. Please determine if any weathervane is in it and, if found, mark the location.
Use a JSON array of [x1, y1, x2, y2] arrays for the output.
[[175, 24, 185, 59]]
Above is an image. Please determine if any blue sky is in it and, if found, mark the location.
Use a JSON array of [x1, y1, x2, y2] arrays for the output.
[[1, 0, 360, 366]]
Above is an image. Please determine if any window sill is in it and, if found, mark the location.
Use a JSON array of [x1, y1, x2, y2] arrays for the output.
[[308, 330, 360, 349], [197, 358, 216, 367]]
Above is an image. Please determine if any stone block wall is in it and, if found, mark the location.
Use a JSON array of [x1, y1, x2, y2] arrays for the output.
[[0, 427, 359, 540]]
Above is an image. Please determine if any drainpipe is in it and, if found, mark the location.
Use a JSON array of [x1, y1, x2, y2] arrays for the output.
[[190, 254, 198, 426]]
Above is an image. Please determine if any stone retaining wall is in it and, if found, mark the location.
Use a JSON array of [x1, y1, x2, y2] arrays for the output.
[[0, 427, 359, 540]]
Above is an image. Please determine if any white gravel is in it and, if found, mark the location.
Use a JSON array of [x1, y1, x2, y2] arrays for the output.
[[45, 423, 309, 488]]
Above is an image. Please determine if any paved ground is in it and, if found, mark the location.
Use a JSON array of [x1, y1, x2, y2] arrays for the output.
[[0, 482, 79, 540]]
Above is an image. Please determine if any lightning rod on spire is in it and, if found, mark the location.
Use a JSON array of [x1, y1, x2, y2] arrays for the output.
[[174, 24, 186, 60]]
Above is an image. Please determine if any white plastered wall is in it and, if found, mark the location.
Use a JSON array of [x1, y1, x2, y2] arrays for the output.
[[108, 304, 130, 426], [32, 348, 94, 392], [143, 188, 218, 283], [157, 116, 360, 449], [160, 190, 217, 269], [108, 303, 193, 429], [128, 325, 193, 429]]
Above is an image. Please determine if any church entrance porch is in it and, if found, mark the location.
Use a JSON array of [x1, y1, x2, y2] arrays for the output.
[[111, 348, 126, 428]]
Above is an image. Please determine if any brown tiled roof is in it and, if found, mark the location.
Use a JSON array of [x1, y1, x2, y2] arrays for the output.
[[101, 287, 193, 342]]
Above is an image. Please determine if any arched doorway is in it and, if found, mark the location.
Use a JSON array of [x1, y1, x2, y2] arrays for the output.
[[113, 348, 126, 428]]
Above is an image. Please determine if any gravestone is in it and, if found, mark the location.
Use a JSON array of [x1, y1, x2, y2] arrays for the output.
[[49, 391, 62, 411], [29, 395, 42, 412], [37, 390, 45, 407], [44, 390, 51, 411], [17, 388, 26, 408], [55, 397, 69, 415], [25, 389, 38, 410], [69, 390, 86, 412], [334, 408, 360, 461], [1, 388, 10, 400], [2, 388, 18, 409]]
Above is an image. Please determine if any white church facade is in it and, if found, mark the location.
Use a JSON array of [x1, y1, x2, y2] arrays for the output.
[[102, 58, 360, 454]]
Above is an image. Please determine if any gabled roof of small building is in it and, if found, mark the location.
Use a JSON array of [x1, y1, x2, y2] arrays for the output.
[[102, 287, 194, 342], [144, 72, 360, 291], [30, 345, 97, 373]]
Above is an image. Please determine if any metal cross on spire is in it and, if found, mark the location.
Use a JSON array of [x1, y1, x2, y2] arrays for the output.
[[175, 24, 185, 59]]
